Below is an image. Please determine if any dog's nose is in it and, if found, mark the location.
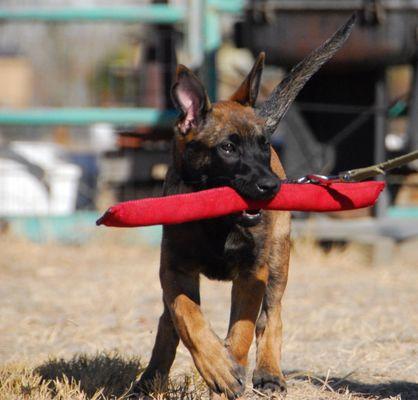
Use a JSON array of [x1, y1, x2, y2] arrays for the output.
[[256, 177, 280, 196]]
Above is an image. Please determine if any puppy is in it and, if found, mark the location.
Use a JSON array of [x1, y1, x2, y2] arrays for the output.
[[134, 15, 355, 399]]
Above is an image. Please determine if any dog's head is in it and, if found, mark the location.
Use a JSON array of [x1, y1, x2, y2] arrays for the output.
[[171, 15, 355, 204], [172, 54, 278, 202]]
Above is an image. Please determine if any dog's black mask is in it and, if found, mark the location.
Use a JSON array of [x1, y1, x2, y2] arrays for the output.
[[181, 133, 280, 201], [208, 134, 280, 201]]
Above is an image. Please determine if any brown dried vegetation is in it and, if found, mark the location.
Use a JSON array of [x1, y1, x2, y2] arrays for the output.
[[0, 231, 417, 399]]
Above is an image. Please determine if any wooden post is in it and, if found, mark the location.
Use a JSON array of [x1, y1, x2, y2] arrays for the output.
[[374, 71, 389, 219], [407, 58, 418, 152]]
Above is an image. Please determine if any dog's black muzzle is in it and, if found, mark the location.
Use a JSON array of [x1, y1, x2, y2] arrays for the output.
[[233, 172, 281, 227], [235, 172, 281, 201], [254, 176, 281, 200]]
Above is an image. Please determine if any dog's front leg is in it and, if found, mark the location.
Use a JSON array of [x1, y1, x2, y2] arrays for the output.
[[161, 263, 246, 400], [205, 265, 269, 400]]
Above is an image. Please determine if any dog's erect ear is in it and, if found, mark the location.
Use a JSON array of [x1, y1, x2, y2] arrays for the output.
[[171, 65, 211, 135], [230, 52, 265, 107], [257, 13, 356, 137]]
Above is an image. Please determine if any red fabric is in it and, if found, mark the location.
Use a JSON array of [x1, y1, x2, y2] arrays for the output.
[[96, 181, 385, 228]]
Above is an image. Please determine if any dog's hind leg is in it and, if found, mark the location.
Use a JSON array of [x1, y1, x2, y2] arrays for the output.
[[134, 303, 179, 396], [252, 212, 290, 396], [225, 264, 269, 367]]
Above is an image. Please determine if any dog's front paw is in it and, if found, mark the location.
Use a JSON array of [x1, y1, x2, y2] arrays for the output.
[[194, 348, 246, 400], [252, 369, 287, 397]]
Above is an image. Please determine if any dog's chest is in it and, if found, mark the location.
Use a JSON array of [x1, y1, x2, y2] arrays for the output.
[[202, 228, 257, 280], [164, 221, 267, 281]]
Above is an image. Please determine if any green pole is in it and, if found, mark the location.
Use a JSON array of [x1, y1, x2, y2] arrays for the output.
[[0, 108, 177, 126], [0, 6, 185, 23]]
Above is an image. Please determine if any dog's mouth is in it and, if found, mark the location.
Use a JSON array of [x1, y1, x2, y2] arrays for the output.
[[237, 209, 262, 227]]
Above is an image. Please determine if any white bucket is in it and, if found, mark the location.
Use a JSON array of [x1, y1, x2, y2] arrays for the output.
[[0, 142, 81, 216]]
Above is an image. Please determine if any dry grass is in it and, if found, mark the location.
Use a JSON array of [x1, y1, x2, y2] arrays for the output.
[[0, 353, 206, 400], [0, 231, 417, 399]]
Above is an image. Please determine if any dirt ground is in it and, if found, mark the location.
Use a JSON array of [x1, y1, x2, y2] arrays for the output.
[[0, 230, 417, 400]]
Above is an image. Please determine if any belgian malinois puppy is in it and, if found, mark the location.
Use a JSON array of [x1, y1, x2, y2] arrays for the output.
[[134, 15, 355, 400]]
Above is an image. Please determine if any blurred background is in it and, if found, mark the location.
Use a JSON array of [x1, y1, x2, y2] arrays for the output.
[[0, 0, 417, 253], [0, 2, 418, 399]]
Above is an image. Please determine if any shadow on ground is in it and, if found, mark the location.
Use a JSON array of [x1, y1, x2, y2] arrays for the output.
[[35, 353, 205, 399], [36, 353, 143, 398], [287, 370, 418, 400]]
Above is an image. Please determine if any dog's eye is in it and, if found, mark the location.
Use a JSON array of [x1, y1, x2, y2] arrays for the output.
[[220, 142, 236, 154]]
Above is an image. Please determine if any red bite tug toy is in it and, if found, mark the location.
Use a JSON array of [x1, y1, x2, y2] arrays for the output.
[[96, 181, 385, 228]]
